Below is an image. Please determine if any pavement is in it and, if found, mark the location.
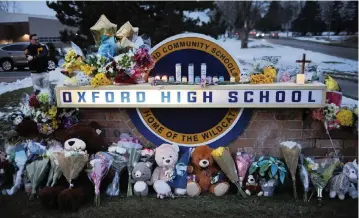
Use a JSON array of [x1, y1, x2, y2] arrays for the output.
[[0, 70, 30, 83], [266, 38, 358, 61]]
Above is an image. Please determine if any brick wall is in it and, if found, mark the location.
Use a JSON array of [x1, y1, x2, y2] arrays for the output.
[[79, 108, 358, 160]]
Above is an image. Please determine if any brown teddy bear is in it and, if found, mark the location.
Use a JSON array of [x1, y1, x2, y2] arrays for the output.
[[38, 122, 112, 211], [186, 145, 229, 197]]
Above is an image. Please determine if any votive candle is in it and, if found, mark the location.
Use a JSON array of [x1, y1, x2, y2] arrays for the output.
[[182, 76, 188, 83], [195, 76, 201, 84], [230, 76, 236, 83], [206, 76, 212, 84], [148, 76, 155, 84], [296, 74, 305, 85], [169, 76, 175, 83], [161, 75, 168, 82], [219, 76, 225, 83], [155, 75, 160, 80], [213, 76, 219, 83]]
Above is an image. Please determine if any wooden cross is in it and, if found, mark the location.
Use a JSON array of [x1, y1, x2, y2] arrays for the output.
[[296, 53, 312, 74]]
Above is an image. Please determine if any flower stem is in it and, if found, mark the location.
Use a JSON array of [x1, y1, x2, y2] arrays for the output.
[[235, 182, 247, 198]]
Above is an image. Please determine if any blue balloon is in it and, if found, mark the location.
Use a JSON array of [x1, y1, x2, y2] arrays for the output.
[[97, 35, 116, 59]]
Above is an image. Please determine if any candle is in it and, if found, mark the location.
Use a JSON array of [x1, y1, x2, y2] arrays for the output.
[[169, 76, 175, 83], [230, 76, 236, 83], [155, 75, 160, 80], [176, 63, 182, 82], [296, 74, 305, 85], [206, 76, 212, 84], [188, 63, 194, 84], [213, 76, 219, 83], [182, 76, 188, 83], [161, 75, 168, 82], [201, 63, 207, 80], [219, 76, 224, 83], [148, 76, 155, 84], [195, 76, 201, 84]]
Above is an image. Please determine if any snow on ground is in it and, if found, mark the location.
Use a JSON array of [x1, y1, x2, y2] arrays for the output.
[[220, 38, 358, 74], [294, 35, 352, 44], [0, 68, 65, 96], [342, 96, 358, 108]]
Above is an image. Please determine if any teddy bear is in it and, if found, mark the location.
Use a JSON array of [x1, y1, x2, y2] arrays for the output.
[[186, 145, 229, 197], [38, 121, 112, 211], [131, 162, 153, 196], [244, 174, 263, 196], [151, 143, 186, 198]]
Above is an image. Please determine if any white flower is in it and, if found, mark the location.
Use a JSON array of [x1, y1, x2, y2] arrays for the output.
[[280, 141, 301, 149]]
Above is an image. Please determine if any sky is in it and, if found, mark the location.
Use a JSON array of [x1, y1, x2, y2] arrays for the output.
[[16, 1, 56, 16]]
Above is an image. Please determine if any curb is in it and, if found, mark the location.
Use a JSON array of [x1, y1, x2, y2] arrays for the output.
[[280, 37, 358, 49], [324, 73, 358, 83]]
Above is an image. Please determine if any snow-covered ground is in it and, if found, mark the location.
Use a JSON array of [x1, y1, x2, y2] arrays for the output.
[[220, 38, 358, 74], [0, 68, 66, 96], [294, 35, 353, 44]]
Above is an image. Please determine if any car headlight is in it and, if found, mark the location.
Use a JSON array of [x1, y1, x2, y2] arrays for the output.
[[256, 33, 259, 37], [261, 33, 264, 37]]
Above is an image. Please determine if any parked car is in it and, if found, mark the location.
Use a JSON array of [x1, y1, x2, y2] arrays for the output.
[[0, 42, 29, 71], [270, 32, 280, 39]]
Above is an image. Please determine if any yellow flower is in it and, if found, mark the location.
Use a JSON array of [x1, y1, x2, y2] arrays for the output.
[[212, 147, 225, 157], [325, 76, 340, 91], [42, 124, 48, 134], [264, 66, 276, 78], [336, 109, 353, 126], [81, 64, 95, 76], [354, 108, 358, 116], [48, 106, 57, 118], [52, 120, 58, 129]]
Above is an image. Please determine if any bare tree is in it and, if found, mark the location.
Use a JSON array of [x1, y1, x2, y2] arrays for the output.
[[0, 1, 21, 12], [281, 1, 303, 37], [216, 1, 266, 48]]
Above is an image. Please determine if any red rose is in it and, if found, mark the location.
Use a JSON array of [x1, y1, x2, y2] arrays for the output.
[[29, 94, 40, 108]]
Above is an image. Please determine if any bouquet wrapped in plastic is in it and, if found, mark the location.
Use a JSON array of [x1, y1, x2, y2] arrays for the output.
[[26, 157, 50, 200], [235, 150, 255, 187], [212, 147, 247, 198], [88, 152, 113, 206]]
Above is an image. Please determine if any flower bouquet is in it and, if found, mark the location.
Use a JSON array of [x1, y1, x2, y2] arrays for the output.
[[235, 150, 255, 187], [279, 141, 302, 199], [87, 152, 113, 206], [54, 150, 89, 188], [211, 147, 247, 198], [304, 157, 341, 206], [26, 156, 50, 200]]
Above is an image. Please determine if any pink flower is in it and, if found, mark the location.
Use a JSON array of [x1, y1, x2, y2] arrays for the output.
[[280, 72, 291, 82]]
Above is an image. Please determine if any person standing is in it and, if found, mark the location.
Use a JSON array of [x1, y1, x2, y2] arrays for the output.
[[24, 34, 49, 93]]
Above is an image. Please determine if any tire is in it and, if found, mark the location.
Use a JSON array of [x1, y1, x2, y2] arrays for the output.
[[1, 59, 14, 71]]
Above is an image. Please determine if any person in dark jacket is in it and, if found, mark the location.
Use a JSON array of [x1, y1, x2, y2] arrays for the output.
[[24, 34, 49, 92], [46, 42, 58, 71]]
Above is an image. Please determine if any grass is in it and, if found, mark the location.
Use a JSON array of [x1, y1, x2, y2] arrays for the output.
[[0, 191, 357, 218]]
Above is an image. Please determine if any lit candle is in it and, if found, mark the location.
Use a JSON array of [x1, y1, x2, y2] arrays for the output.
[[161, 75, 168, 82], [155, 75, 160, 80], [195, 76, 201, 84], [296, 74, 305, 85], [206, 76, 212, 84], [182, 76, 188, 83], [219, 76, 225, 83], [213, 76, 219, 83], [230, 76, 236, 83], [147, 76, 155, 84]]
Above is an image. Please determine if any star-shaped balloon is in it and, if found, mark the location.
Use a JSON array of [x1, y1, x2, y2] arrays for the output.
[[90, 14, 117, 45], [116, 21, 139, 49]]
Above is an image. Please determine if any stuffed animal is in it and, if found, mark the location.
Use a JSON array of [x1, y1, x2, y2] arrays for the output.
[[131, 162, 152, 196], [38, 122, 112, 211], [186, 145, 229, 197], [151, 143, 180, 198], [328, 159, 358, 200], [244, 174, 263, 196]]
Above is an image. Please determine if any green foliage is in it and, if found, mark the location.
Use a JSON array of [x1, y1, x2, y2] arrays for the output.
[[248, 156, 287, 184], [291, 1, 326, 34]]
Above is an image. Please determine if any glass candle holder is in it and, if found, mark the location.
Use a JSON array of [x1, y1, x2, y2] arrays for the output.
[[296, 74, 305, 85], [161, 75, 168, 82], [155, 75, 160, 80], [195, 76, 201, 84], [219, 76, 225, 83], [213, 76, 219, 83], [169, 76, 175, 83], [230, 76, 236, 83], [182, 76, 188, 83], [148, 76, 155, 84]]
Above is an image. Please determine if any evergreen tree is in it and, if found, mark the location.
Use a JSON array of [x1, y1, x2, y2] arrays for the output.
[[291, 1, 326, 35], [47, 1, 221, 48], [256, 1, 283, 32], [342, 1, 358, 33], [322, 1, 344, 34]]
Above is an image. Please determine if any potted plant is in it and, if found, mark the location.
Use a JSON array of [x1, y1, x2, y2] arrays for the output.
[[248, 156, 287, 196]]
